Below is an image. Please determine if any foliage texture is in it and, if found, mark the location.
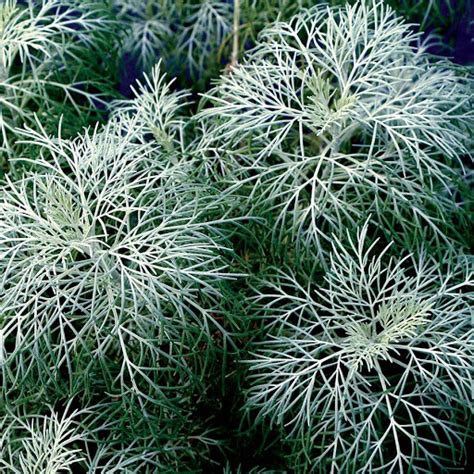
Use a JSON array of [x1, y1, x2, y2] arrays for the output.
[[0, 0, 472, 472]]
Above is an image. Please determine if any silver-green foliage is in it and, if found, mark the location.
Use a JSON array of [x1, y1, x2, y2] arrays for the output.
[[0, 66, 237, 408], [0, 1, 472, 472], [112, 0, 174, 72], [0, 0, 117, 161], [199, 0, 473, 261], [178, 0, 232, 79], [0, 404, 85, 474], [109, 60, 190, 151], [244, 222, 473, 472], [0, 400, 222, 473], [112, 0, 233, 82]]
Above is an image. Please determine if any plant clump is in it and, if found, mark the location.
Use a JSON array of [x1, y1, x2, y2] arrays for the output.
[[0, 0, 472, 472]]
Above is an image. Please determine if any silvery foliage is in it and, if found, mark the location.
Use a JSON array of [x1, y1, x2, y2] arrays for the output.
[[0, 0, 116, 158], [112, 0, 174, 72], [0, 400, 220, 472], [0, 1, 472, 472], [0, 405, 85, 473], [244, 222, 473, 472], [198, 0, 473, 262], [0, 64, 237, 410], [178, 0, 232, 79], [109, 59, 190, 150], [112, 0, 233, 80]]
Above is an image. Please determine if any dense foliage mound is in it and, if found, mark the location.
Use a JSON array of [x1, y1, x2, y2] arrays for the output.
[[0, 0, 472, 472]]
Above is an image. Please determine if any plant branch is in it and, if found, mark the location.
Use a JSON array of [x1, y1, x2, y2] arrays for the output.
[[230, 0, 241, 70]]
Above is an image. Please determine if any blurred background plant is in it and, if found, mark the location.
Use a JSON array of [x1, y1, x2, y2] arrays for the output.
[[0, 0, 121, 174], [110, 0, 473, 97]]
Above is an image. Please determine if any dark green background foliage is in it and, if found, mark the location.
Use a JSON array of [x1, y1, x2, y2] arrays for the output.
[[0, 1, 472, 472]]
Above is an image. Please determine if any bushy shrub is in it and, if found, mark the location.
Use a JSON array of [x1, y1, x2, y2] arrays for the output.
[[0, 0, 472, 472]]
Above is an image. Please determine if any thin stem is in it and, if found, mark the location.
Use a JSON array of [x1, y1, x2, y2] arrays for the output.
[[230, 0, 240, 70]]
